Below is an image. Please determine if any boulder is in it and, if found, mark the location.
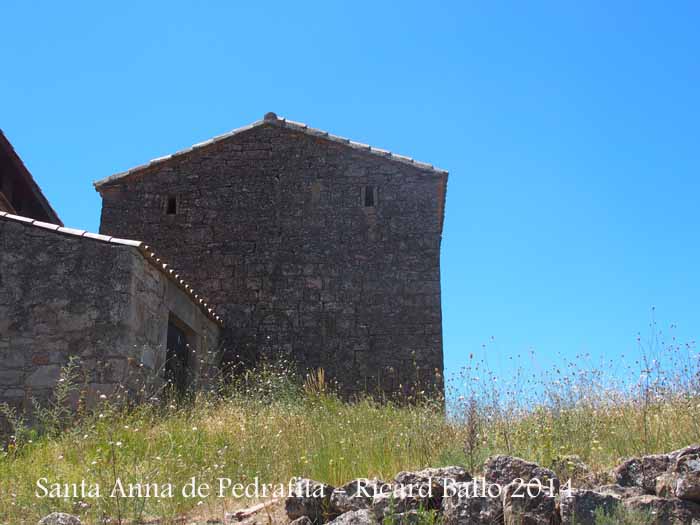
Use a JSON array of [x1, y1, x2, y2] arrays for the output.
[[559, 488, 620, 525], [331, 478, 387, 513], [484, 455, 560, 492], [372, 484, 429, 520], [290, 518, 314, 525], [394, 466, 472, 502], [285, 478, 336, 523], [623, 495, 700, 525], [656, 453, 700, 502], [441, 480, 504, 524], [551, 455, 596, 488], [614, 454, 672, 494], [669, 444, 700, 460], [502, 481, 559, 525], [657, 473, 681, 500], [371, 466, 470, 519], [674, 452, 700, 501], [37, 514, 82, 525], [596, 483, 646, 499], [394, 465, 472, 497], [326, 509, 379, 525]]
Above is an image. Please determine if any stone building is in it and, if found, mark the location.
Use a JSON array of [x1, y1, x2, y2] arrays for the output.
[[0, 132, 223, 411], [0, 130, 61, 222], [95, 113, 448, 395]]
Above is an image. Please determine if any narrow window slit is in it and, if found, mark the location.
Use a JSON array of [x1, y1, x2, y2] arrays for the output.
[[364, 185, 375, 207], [166, 195, 177, 215]]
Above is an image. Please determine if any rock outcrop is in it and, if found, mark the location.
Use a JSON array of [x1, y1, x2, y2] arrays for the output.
[[372, 484, 430, 520], [484, 455, 560, 492], [394, 465, 472, 494], [559, 489, 619, 525], [551, 455, 597, 488], [441, 480, 503, 524], [656, 451, 700, 503], [330, 478, 386, 514], [623, 494, 700, 525], [283, 445, 700, 524], [502, 481, 559, 525], [285, 478, 336, 523], [615, 454, 673, 494]]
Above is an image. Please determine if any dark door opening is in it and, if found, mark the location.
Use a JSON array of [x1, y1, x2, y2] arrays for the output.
[[165, 320, 189, 394]]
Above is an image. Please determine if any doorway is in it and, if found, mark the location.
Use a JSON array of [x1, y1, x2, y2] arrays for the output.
[[165, 317, 190, 394]]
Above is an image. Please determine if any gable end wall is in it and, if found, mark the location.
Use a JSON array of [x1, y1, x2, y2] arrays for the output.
[[98, 123, 445, 396]]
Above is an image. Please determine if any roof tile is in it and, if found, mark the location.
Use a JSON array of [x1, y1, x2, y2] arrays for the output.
[[82, 231, 113, 242], [33, 220, 60, 231], [110, 238, 143, 248], [370, 146, 391, 157], [58, 226, 86, 236], [348, 140, 371, 150], [5, 213, 34, 224]]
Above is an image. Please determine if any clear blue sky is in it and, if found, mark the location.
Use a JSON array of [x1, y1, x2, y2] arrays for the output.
[[3, 1, 699, 382]]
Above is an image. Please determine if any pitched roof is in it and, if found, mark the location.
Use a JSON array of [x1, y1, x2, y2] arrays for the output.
[[94, 112, 448, 188], [0, 130, 62, 225], [0, 211, 223, 326]]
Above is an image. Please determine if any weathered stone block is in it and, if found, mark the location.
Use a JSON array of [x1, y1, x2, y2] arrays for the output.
[[560, 489, 619, 525], [502, 481, 559, 525], [441, 480, 503, 525], [26, 365, 62, 389], [0, 370, 24, 386], [615, 454, 672, 494]]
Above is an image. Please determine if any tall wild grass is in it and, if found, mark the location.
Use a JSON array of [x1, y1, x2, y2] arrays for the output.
[[0, 318, 697, 524]]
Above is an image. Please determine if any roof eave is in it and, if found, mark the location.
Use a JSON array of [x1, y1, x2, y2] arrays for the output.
[[93, 115, 448, 190]]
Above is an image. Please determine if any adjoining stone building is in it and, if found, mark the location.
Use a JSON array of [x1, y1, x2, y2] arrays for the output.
[[0, 132, 223, 412], [95, 113, 448, 396], [0, 130, 61, 222]]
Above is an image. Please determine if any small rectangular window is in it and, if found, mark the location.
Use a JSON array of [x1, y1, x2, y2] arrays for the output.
[[166, 195, 177, 215], [364, 185, 375, 207], [324, 316, 337, 336]]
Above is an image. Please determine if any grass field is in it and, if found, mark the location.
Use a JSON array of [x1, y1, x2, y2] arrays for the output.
[[0, 328, 698, 524]]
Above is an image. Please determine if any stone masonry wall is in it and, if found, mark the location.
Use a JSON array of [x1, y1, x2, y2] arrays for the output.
[[127, 248, 222, 390], [98, 119, 446, 396], [0, 214, 221, 413]]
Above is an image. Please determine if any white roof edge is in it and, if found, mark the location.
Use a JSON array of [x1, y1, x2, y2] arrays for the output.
[[94, 115, 448, 188]]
